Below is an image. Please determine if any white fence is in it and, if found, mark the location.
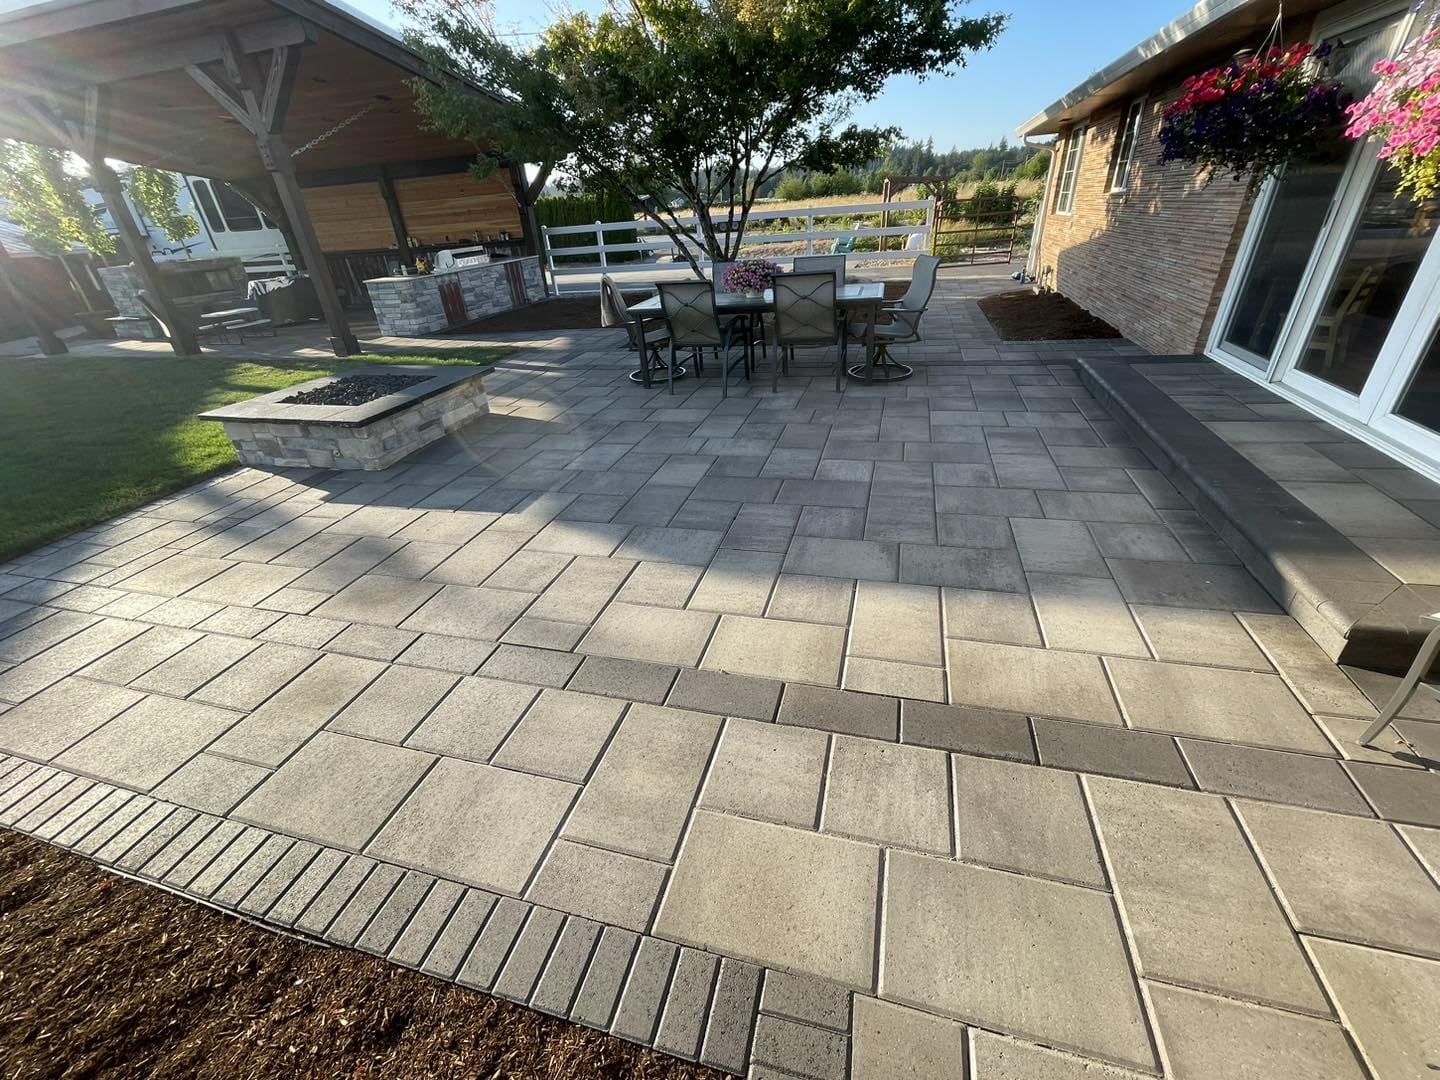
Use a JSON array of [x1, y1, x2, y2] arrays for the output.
[[539, 198, 935, 295]]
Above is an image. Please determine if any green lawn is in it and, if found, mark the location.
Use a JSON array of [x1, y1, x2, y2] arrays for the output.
[[0, 348, 510, 565]]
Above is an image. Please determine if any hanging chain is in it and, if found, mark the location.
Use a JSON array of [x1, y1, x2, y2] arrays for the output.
[[290, 101, 380, 158]]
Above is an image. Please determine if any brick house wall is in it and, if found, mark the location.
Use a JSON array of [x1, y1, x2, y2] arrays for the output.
[[1035, 83, 1259, 355]]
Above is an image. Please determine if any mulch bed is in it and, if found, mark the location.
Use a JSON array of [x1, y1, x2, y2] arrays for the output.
[[977, 288, 1123, 341], [0, 828, 724, 1079], [463, 281, 909, 334]]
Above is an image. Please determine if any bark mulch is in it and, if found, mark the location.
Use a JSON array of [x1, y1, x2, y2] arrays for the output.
[[0, 828, 725, 1080], [977, 288, 1123, 341]]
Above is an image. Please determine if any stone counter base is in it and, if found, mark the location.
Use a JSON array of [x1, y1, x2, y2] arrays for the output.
[[215, 375, 490, 471]]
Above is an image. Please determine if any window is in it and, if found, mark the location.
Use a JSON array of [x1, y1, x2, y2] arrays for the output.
[[1055, 126, 1085, 214], [191, 180, 225, 233], [1110, 100, 1144, 192], [213, 182, 263, 231]]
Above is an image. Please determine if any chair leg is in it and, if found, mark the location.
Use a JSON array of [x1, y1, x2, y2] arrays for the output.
[[1359, 620, 1440, 747], [667, 344, 676, 395]]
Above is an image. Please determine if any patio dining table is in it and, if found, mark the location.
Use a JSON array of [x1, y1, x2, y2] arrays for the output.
[[626, 281, 888, 387]]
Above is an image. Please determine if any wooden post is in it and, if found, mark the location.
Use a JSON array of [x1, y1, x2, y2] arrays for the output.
[[377, 169, 412, 268], [0, 240, 67, 355], [188, 37, 357, 355], [92, 160, 201, 354], [229, 178, 307, 272]]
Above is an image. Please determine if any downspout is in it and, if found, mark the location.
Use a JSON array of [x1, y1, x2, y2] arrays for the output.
[[1023, 133, 1060, 283]]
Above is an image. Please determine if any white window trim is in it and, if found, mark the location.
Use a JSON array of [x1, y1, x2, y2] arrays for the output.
[[1054, 126, 1086, 215], [1109, 99, 1145, 193]]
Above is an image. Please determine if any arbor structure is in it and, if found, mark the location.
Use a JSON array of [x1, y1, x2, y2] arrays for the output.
[[400, 0, 1005, 273]]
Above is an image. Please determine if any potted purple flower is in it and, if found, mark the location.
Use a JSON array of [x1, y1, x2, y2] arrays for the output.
[[722, 258, 781, 298]]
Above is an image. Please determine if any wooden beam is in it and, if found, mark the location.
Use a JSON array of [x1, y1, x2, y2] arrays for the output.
[[525, 163, 552, 205], [377, 170, 412, 267], [184, 63, 255, 134], [0, 0, 201, 46], [294, 155, 483, 188], [228, 177, 307, 272], [0, 17, 314, 104], [91, 162, 200, 355], [260, 45, 299, 134]]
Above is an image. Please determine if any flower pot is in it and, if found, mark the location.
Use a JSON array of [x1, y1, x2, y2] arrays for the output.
[[744, 289, 762, 299]]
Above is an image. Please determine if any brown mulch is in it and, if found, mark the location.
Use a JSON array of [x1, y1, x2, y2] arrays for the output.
[[977, 288, 1123, 341], [465, 280, 909, 334], [0, 828, 724, 1080]]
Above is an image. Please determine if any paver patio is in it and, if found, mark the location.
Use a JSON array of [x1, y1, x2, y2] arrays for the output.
[[1, 268, 1438, 1078]]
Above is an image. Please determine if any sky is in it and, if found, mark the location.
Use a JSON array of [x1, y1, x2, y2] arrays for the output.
[[347, 0, 1191, 148]]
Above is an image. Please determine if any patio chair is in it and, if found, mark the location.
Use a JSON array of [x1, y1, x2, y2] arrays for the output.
[[709, 260, 761, 377], [601, 274, 672, 384], [136, 290, 227, 350], [768, 271, 841, 392], [845, 253, 940, 383], [794, 254, 846, 285], [657, 281, 742, 397]]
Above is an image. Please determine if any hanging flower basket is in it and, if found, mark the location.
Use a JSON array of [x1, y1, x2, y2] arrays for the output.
[[1159, 42, 1350, 188], [1345, 27, 1440, 200]]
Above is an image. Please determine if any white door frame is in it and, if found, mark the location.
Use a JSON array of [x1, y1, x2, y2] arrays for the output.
[[1202, 0, 1440, 480]]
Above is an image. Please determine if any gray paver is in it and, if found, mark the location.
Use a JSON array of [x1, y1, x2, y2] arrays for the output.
[[211, 832, 293, 907], [1345, 763, 1440, 827], [327, 663, 458, 743], [357, 869, 434, 955], [655, 948, 720, 1059], [241, 840, 328, 919], [478, 642, 583, 687], [942, 587, 1041, 646], [1032, 717, 1192, 786], [1304, 937, 1440, 1080], [782, 536, 899, 582], [1148, 979, 1365, 1080], [1107, 657, 1330, 752], [153, 753, 270, 815], [420, 888, 496, 979], [564, 704, 720, 862], [136, 813, 218, 879], [493, 905, 566, 1000], [162, 818, 245, 889], [1179, 739, 1369, 813], [667, 668, 784, 720], [581, 601, 718, 668], [778, 683, 898, 740], [571, 925, 640, 1030], [389, 879, 465, 968], [761, 971, 852, 1032], [186, 824, 267, 897], [294, 854, 376, 935], [700, 958, 762, 1073], [1238, 799, 1440, 958], [823, 737, 950, 854], [457, 895, 529, 990], [492, 688, 625, 782], [0, 678, 145, 761], [130, 633, 259, 698], [900, 699, 1035, 762], [749, 1014, 848, 1080], [567, 655, 678, 703], [1086, 778, 1326, 1013], [531, 915, 603, 1016], [766, 574, 854, 626], [57, 695, 238, 791], [655, 810, 879, 988], [611, 937, 678, 1043], [1131, 605, 1271, 670], [968, 1031, 1151, 1079], [954, 755, 1105, 887], [400, 584, 534, 641], [75, 795, 152, 857], [851, 996, 965, 1080], [948, 639, 1121, 725], [700, 718, 828, 829], [526, 838, 668, 932], [370, 757, 576, 894], [882, 852, 1155, 1071], [404, 674, 538, 761], [236, 732, 433, 850]]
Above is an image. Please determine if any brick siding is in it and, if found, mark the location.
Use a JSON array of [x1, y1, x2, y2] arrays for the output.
[[1036, 84, 1256, 355]]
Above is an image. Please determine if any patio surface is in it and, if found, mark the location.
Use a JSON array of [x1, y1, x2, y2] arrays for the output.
[[2, 268, 1439, 1079]]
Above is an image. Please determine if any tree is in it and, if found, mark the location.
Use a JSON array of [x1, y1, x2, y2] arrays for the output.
[[125, 166, 198, 244], [399, 0, 1005, 273], [0, 140, 113, 256]]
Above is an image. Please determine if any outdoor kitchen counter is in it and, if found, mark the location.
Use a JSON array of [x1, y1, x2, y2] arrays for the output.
[[364, 255, 545, 336]]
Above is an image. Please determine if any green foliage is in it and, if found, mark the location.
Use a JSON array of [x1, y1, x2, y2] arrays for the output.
[[398, 0, 1005, 270], [0, 140, 114, 256], [534, 188, 639, 262], [1014, 151, 1051, 181], [126, 166, 198, 243]]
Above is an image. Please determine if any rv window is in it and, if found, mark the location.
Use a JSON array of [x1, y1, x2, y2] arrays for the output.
[[192, 180, 226, 233], [214, 183, 263, 232]]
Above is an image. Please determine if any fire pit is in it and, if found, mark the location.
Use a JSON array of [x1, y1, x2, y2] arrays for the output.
[[199, 364, 493, 471]]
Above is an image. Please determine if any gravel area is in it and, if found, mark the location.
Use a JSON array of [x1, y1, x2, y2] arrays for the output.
[[282, 373, 430, 406]]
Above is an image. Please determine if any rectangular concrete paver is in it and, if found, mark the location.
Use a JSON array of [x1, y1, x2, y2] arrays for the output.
[[822, 737, 950, 854], [388, 879, 465, 968], [611, 937, 678, 1043], [403, 675, 539, 762], [571, 925, 640, 1030], [700, 958, 762, 1073], [851, 996, 965, 1080], [526, 839, 667, 932], [700, 718, 827, 829], [530, 915, 602, 1015], [563, 704, 720, 862], [655, 948, 719, 1059], [56, 695, 238, 791], [948, 639, 1122, 725], [1086, 778, 1327, 1014], [581, 602, 718, 668], [882, 852, 1155, 1072], [655, 810, 879, 989], [420, 888, 496, 979]]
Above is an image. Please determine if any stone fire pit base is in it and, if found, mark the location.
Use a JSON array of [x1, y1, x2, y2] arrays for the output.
[[199, 364, 492, 471]]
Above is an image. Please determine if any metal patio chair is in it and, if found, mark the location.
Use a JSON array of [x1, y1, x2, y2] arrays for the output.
[[657, 280, 742, 397], [845, 253, 940, 382], [601, 274, 673, 385], [793, 254, 847, 285], [768, 271, 841, 392]]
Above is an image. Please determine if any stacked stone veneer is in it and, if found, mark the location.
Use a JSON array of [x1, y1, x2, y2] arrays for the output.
[[215, 375, 490, 471], [366, 257, 545, 336]]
